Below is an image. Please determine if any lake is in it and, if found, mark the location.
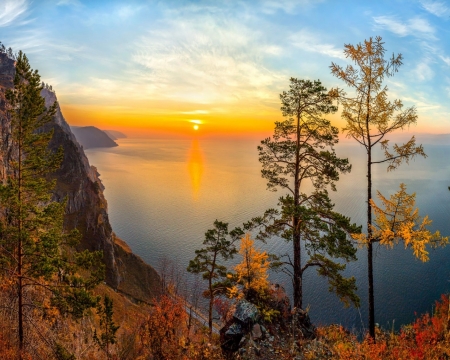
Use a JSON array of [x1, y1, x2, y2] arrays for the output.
[[85, 136, 450, 332]]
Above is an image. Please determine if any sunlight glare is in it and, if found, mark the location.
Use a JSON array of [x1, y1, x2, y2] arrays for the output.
[[193, 125, 199, 130]]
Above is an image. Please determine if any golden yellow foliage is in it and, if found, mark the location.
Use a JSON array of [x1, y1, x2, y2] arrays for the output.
[[229, 234, 270, 298], [352, 183, 448, 262]]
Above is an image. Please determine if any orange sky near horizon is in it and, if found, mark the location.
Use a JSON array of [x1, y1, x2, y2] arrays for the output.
[[60, 101, 445, 140]]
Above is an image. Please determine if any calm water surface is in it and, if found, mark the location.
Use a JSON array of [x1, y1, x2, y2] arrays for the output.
[[85, 137, 450, 332]]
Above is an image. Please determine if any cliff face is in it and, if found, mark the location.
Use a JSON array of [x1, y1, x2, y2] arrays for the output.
[[0, 52, 160, 302]]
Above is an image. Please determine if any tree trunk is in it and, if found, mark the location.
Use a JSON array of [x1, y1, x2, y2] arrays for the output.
[[293, 226, 302, 308], [293, 108, 302, 309], [208, 295, 213, 336], [366, 113, 375, 339], [18, 130, 24, 355]]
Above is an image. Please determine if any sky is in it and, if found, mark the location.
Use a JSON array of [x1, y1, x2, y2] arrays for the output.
[[1, 0, 449, 138]]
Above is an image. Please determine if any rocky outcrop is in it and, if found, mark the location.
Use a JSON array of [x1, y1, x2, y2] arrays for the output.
[[0, 52, 161, 303]]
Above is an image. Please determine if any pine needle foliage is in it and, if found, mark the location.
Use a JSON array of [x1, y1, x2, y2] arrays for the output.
[[187, 220, 243, 335], [94, 295, 119, 359], [247, 78, 360, 310], [0, 50, 104, 353]]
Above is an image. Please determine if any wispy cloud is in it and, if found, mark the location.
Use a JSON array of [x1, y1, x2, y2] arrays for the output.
[[290, 30, 346, 59], [413, 60, 435, 81], [373, 16, 435, 39], [180, 110, 210, 115], [0, 0, 28, 27], [130, 15, 285, 104], [440, 56, 450, 66], [260, 0, 324, 14], [57, 0, 83, 7], [420, 1, 450, 18]]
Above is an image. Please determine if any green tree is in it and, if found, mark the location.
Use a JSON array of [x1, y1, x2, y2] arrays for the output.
[[94, 295, 119, 359], [330, 36, 427, 338], [0, 51, 104, 353], [187, 220, 243, 335], [248, 78, 360, 310]]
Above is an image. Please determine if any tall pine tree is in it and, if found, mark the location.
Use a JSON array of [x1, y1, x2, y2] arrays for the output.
[[0, 51, 104, 353], [248, 78, 360, 310]]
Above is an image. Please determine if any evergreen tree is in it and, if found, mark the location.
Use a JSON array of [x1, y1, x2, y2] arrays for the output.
[[330, 36, 427, 338], [94, 295, 119, 359], [187, 220, 243, 335], [0, 51, 104, 353], [247, 78, 360, 309]]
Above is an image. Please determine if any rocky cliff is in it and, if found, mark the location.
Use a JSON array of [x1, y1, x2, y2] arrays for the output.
[[0, 52, 160, 302]]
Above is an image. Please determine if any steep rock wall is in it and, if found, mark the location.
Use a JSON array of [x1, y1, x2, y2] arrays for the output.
[[0, 52, 160, 302]]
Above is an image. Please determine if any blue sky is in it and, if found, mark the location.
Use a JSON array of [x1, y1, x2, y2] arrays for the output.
[[1, 0, 449, 136]]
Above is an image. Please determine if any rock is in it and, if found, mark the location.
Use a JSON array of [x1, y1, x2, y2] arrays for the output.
[[220, 300, 260, 354], [220, 321, 244, 353], [270, 283, 291, 321], [252, 323, 263, 340], [233, 300, 259, 325], [293, 308, 316, 340]]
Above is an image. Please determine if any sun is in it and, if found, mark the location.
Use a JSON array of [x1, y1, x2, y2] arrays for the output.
[[193, 125, 199, 130]]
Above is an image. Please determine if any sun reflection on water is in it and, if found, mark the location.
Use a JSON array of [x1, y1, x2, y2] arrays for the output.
[[187, 139, 204, 200]]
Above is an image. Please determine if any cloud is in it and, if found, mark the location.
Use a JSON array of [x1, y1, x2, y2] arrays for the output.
[[0, 0, 28, 27], [116, 5, 143, 19], [373, 16, 435, 39], [57, 0, 83, 7], [130, 15, 286, 104], [440, 56, 450, 66], [413, 60, 434, 81], [290, 30, 346, 59], [420, 1, 450, 17], [260, 0, 324, 14], [180, 110, 210, 115]]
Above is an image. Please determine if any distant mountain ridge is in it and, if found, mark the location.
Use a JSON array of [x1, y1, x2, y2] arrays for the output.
[[103, 129, 127, 140], [71, 126, 118, 149]]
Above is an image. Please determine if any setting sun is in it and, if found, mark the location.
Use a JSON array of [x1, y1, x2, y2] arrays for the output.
[[193, 125, 199, 130]]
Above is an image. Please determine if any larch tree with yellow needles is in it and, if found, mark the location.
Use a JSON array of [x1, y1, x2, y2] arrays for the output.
[[330, 36, 432, 339], [229, 234, 270, 301], [353, 183, 447, 263]]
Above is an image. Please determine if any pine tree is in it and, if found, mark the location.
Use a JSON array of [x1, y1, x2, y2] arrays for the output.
[[187, 220, 243, 335], [330, 36, 427, 338], [94, 295, 119, 359], [247, 78, 360, 310], [0, 51, 104, 353]]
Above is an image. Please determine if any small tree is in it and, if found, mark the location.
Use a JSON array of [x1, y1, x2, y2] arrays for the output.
[[187, 220, 243, 335], [249, 78, 360, 310], [330, 36, 427, 338], [139, 295, 186, 359], [229, 233, 270, 301], [0, 50, 104, 353], [93, 295, 119, 359]]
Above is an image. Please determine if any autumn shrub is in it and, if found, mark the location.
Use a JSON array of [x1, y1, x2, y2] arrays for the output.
[[317, 294, 450, 360]]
